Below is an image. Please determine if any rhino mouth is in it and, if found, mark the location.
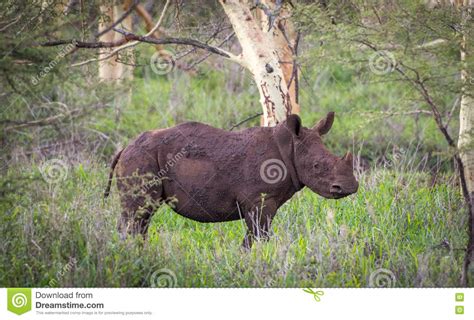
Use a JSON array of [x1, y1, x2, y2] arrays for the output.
[[326, 183, 358, 199], [330, 182, 358, 197], [330, 192, 353, 199]]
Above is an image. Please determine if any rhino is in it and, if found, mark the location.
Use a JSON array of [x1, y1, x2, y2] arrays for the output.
[[104, 112, 358, 248]]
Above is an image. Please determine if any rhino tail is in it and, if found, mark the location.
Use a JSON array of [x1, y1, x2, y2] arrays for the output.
[[104, 148, 124, 199]]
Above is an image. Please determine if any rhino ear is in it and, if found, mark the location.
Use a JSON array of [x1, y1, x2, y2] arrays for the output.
[[283, 114, 302, 136], [313, 112, 335, 135], [275, 115, 301, 152], [275, 115, 299, 179]]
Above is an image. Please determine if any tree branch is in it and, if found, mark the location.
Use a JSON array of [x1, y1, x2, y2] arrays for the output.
[[41, 31, 245, 67], [182, 32, 236, 71], [228, 112, 263, 131], [113, 28, 244, 65], [3, 108, 81, 132]]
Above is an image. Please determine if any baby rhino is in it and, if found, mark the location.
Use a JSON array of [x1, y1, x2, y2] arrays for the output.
[[104, 113, 358, 248]]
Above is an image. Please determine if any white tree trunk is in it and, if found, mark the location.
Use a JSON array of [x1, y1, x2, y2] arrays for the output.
[[459, 62, 474, 199], [98, 1, 134, 82], [219, 0, 292, 126], [98, 4, 120, 81], [257, 0, 300, 115], [458, 0, 474, 199]]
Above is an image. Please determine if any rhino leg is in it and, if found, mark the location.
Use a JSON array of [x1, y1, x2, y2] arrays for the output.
[[117, 202, 156, 240], [117, 174, 163, 240], [242, 199, 277, 249]]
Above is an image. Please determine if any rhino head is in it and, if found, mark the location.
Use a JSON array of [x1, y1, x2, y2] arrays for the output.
[[275, 112, 358, 199]]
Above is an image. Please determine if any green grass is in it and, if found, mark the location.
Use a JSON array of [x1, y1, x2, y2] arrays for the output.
[[0, 160, 467, 287]]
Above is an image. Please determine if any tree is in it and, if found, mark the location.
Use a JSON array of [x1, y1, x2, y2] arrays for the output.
[[256, 0, 300, 115], [43, 0, 301, 126], [456, 0, 474, 286], [219, 0, 294, 126]]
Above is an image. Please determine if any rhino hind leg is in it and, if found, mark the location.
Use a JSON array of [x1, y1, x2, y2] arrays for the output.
[[117, 175, 164, 240], [117, 201, 156, 240]]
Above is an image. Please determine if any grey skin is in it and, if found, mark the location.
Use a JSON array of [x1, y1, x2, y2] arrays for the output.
[[104, 113, 359, 248]]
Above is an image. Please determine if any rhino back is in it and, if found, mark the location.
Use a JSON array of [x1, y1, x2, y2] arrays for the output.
[[157, 122, 275, 184]]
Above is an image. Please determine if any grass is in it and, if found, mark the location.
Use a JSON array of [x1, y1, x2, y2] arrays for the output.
[[0, 158, 467, 288]]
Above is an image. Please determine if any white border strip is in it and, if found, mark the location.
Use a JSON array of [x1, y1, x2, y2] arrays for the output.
[[0, 288, 470, 319]]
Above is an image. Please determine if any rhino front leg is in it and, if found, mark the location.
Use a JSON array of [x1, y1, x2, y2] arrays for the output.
[[242, 199, 278, 249]]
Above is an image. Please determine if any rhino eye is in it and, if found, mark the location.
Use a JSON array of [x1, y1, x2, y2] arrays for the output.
[[313, 163, 319, 168]]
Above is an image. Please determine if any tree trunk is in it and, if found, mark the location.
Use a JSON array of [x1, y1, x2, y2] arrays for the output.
[[458, 0, 474, 285], [458, 1, 474, 199], [219, 0, 292, 126], [256, 0, 300, 114], [427, 0, 474, 287], [98, 3, 120, 81], [98, 0, 134, 82]]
